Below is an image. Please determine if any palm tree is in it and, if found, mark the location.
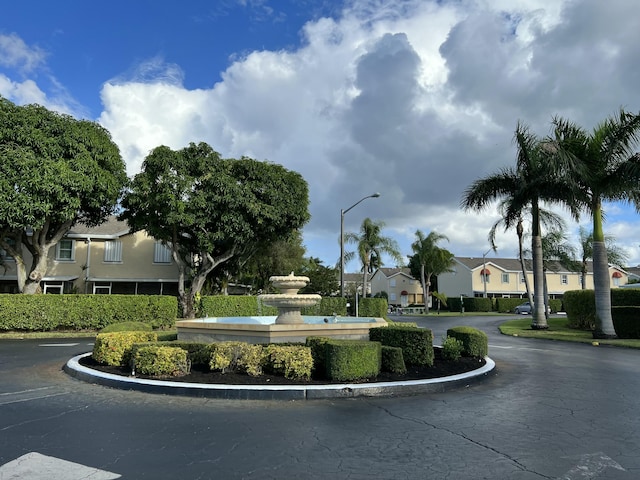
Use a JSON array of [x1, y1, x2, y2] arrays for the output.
[[489, 201, 565, 307], [344, 218, 403, 298], [577, 226, 628, 290], [551, 109, 640, 338], [462, 122, 580, 329], [408, 230, 455, 314]]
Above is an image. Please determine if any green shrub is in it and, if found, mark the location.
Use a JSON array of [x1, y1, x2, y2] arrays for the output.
[[612, 306, 640, 339], [381, 346, 406, 374], [446, 326, 488, 357], [130, 341, 211, 367], [612, 289, 640, 306], [263, 345, 313, 380], [325, 340, 381, 382], [92, 331, 158, 366], [0, 294, 177, 331], [209, 342, 264, 376], [301, 297, 348, 316], [199, 295, 348, 317], [563, 290, 596, 330], [356, 298, 388, 319], [447, 296, 492, 312], [369, 324, 434, 366], [100, 322, 153, 333], [133, 346, 190, 377], [441, 336, 464, 362], [305, 336, 331, 377]]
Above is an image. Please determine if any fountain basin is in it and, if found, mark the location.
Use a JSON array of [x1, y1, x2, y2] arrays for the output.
[[176, 316, 387, 344]]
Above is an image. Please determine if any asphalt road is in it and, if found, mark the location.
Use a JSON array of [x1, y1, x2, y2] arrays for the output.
[[1, 315, 639, 479]]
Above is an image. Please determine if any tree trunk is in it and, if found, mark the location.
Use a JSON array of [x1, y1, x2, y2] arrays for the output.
[[517, 219, 534, 305], [592, 199, 616, 338], [592, 241, 616, 338], [530, 202, 548, 329]]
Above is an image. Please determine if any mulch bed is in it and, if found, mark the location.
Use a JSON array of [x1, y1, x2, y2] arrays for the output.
[[79, 349, 486, 386]]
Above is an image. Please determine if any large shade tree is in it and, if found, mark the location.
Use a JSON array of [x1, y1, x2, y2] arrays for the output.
[[550, 110, 640, 337], [120, 142, 310, 318], [344, 218, 402, 298], [0, 97, 127, 293], [462, 122, 581, 329], [407, 230, 455, 314]]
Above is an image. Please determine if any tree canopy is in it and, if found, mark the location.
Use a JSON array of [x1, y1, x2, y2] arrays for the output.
[[120, 142, 310, 318], [0, 97, 127, 293]]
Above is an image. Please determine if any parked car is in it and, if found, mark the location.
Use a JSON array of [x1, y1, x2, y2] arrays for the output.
[[514, 302, 532, 314], [514, 301, 551, 314]]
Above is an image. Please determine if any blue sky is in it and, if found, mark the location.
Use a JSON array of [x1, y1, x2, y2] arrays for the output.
[[2, 0, 640, 272]]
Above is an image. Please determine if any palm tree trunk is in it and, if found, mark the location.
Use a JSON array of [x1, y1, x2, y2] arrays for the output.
[[517, 219, 534, 305], [592, 241, 616, 338], [592, 200, 616, 338], [531, 202, 548, 329], [420, 264, 430, 315]]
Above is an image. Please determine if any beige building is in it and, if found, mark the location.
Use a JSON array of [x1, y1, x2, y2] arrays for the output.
[[438, 257, 629, 299], [0, 217, 179, 295], [370, 268, 424, 307]]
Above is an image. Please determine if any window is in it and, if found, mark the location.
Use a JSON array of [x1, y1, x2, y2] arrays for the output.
[[104, 240, 123, 262], [154, 241, 172, 264], [0, 237, 16, 261], [93, 283, 112, 294], [561, 274, 568, 285], [501, 273, 509, 283], [389, 293, 397, 301], [482, 273, 490, 284], [389, 279, 396, 287], [613, 276, 620, 287], [520, 273, 526, 283], [56, 239, 75, 261]]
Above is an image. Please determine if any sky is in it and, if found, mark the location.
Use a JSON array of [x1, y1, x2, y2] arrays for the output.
[[2, 0, 640, 273]]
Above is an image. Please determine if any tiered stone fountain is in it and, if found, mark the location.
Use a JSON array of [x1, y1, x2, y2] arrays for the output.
[[258, 273, 321, 324], [176, 272, 386, 344]]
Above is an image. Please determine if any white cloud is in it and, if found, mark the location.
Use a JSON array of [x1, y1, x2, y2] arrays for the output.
[[11, 0, 640, 269], [0, 33, 46, 72]]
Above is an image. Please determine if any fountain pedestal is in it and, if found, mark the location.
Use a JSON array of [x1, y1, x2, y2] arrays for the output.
[[258, 273, 321, 324]]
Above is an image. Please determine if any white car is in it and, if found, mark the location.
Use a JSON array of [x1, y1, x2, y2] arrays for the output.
[[514, 302, 551, 314]]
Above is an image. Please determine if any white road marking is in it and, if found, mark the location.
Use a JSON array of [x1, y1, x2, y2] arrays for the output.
[[559, 452, 625, 479], [38, 343, 80, 347], [0, 387, 70, 406], [0, 452, 121, 479]]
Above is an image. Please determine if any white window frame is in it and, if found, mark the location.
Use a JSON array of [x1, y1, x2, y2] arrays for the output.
[[93, 283, 112, 294], [389, 293, 397, 301], [520, 273, 526, 283], [389, 279, 396, 287], [561, 274, 568, 285], [501, 273, 509, 283], [613, 276, 621, 287], [44, 282, 63, 294], [482, 273, 490, 284], [104, 240, 123, 263], [56, 239, 75, 261], [154, 241, 172, 264]]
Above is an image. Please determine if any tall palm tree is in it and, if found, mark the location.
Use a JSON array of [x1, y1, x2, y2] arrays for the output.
[[462, 122, 580, 329], [344, 218, 402, 298], [551, 109, 640, 338], [408, 230, 455, 314], [489, 201, 565, 307], [577, 226, 628, 290]]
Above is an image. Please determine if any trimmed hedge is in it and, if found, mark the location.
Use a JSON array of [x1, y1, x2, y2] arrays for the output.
[[133, 346, 190, 377], [199, 295, 348, 318], [563, 290, 596, 330], [381, 346, 406, 374], [0, 294, 177, 331], [612, 306, 640, 339], [369, 324, 434, 366], [305, 336, 331, 377], [100, 321, 153, 333], [446, 326, 488, 357], [130, 341, 211, 367], [356, 298, 388, 318], [92, 331, 158, 366], [324, 339, 381, 382]]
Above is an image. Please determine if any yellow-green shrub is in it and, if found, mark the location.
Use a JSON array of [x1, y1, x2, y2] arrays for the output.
[[134, 346, 190, 377], [92, 331, 158, 366], [209, 342, 264, 376], [263, 345, 313, 380]]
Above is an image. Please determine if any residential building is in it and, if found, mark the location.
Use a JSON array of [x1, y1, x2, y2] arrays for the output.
[[342, 273, 372, 296], [437, 256, 629, 299], [369, 268, 424, 307], [0, 217, 179, 295]]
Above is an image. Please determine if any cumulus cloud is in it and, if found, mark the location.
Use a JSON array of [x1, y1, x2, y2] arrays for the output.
[[14, 0, 640, 268]]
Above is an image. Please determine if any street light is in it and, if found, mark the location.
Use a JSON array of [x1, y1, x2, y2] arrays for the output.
[[482, 248, 492, 298], [340, 192, 381, 298]]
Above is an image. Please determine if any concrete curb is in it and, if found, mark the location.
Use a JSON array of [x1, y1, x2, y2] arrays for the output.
[[64, 352, 496, 401]]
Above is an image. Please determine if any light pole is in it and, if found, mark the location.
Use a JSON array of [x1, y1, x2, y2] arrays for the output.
[[482, 248, 492, 298], [340, 192, 381, 298]]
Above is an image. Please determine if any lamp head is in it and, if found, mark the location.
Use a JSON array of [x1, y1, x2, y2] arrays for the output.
[[371, 192, 381, 198]]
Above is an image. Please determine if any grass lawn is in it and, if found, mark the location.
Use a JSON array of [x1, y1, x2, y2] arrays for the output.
[[500, 317, 640, 349], [0, 329, 178, 341]]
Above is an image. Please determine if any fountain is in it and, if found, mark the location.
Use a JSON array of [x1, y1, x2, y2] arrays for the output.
[[176, 272, 387, 344]]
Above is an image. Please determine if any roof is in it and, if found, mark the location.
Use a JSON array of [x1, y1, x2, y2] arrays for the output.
[[372, 267, 415, 279], [66, 216, 131, 239], [454, 256, 590, 274]]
